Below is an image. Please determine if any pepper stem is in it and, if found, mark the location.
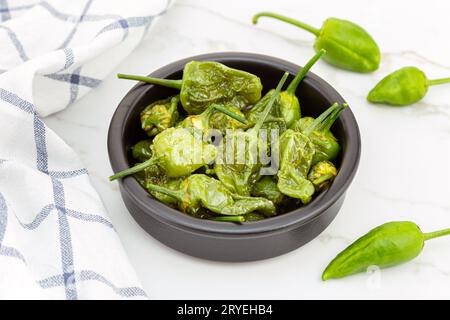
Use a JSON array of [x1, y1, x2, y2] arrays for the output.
[[117, 73, 183, 90], [211, 104, 247, 124], [109, 157, 159, 181], [423, 228, 450, 241], [303, 103, 347, 135], [252, 12, 320, 36], [428, 77, 450, 86], [286, 49, 326, 95], [253, 72, 289, 132], [209, 216, 245, 223], [146, 183, 183, 201]]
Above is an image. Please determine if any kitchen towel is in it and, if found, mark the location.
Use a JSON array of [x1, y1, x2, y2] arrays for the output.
[[0, 0, 172, 299]]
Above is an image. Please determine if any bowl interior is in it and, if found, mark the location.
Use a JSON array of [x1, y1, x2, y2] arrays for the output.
[[110, 53, 360, 234]]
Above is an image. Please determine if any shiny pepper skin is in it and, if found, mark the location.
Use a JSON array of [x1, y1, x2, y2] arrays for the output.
[[131, 139, 153, 162], [253, 12, 380, 73], [246, 50, 325, 128], [118, 61, 263, 114], [367, 66, 450, 106], [109, 127, 217, 180], [146, 174, 276, 217], [140, 95, 179, 136], [322, 221, 450, 281]]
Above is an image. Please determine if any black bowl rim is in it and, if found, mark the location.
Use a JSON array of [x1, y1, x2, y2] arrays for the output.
[[108, 52, 361, 236]]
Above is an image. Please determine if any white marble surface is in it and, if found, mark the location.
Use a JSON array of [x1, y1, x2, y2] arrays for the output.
[[44, 0, 450, 299]]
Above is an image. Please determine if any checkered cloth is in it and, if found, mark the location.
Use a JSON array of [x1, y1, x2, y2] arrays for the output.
[[0, 0, 171, 299]]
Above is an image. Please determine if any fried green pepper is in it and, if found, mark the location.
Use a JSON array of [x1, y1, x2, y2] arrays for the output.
[[146, 174, 276, 217], [253, 12, 380, 73], [131, 139, 153, 162], [367, 66, 450, 106], [118, 61, 263, 114], [141, 95, 179, 136], [308, 160, 337, 191], [109, 127, 217, 180], [246, 50, 325, 129], [178, 103, 247, 133], [322, 221, 450, 281], [251, 176, 286, 205], [276, 129, 315, 204], [293, 102, 346, 165], [213, 72, 289, 196], [209, 105, 250, 133]]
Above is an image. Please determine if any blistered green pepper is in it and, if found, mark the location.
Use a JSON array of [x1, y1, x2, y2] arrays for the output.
[[131, 139, 153, 162], [308, 160, 337, 191], [322, 221, 450, 281], [367, 66, 450, 106], [246, 50, 325, 129], [209, 105, 250, 133], [141, 95, 179, 136], [253, 12, 380, 73], [179, 103, 247, 133], [146, 174, 276, 217], [109, 127, 217, 180], [118, 61, 263, 114], [213, 72, 289, 196], [251, 176, 286, 205], [293, 102, 346, 165], [276, 129, 315, 204]]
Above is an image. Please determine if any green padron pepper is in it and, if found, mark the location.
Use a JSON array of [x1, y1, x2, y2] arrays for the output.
[[367, 66, 450, 106], [246, 50, 325, 129], [141, 95, 179, 136], [251, 176, 286, 205], [308, 160, 337, 191], [293, 102, 346, 165], [209, 105, 250, 133], [322, 221, 450, 281], [134, 165, 183, 208], [253, 12, 380, 73], [146, 174, 276, 219], [210, 212, 267, 223], [179, 103, 247, 134], [118, 61, 263, 114], [131, 139, 153, 162], [213, 72, 289, 196], [109, 127, 217, 180], [276, 129, 315, 204]]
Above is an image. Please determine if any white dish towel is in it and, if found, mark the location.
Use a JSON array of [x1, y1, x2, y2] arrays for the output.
[[0, 0, 172, 299]]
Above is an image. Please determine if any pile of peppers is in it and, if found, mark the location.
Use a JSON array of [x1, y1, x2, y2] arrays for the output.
[[110, 51, 346, 223]]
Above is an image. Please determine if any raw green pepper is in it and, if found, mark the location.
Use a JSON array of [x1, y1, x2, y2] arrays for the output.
[[276, 129, 315, 204], [141, 95, 179, 136], [109, 127, 217, 180], [246, 50, 325, 128], [367, 66, 450, 106], [322, 221, 450, 281], [308, 160, 337, 191], [293, 102, 346, 165], [213, 72, 289, 196], [118, 61, 263, 114], [146, 174, 276, 217], [251, 176, 286, 205], [253, 12, 380, 73], [131, 139, 153, 162], [179, 103, 247, 133]]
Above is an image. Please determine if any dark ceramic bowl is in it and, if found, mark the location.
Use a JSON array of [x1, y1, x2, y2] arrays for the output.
[[108, 52, 361, 262]]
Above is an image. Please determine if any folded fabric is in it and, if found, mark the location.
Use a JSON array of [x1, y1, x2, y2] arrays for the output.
[[0, 0, 172, 299]]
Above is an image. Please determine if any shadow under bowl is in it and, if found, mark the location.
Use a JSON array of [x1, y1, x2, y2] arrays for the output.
[[108, 52, 361, 262]]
